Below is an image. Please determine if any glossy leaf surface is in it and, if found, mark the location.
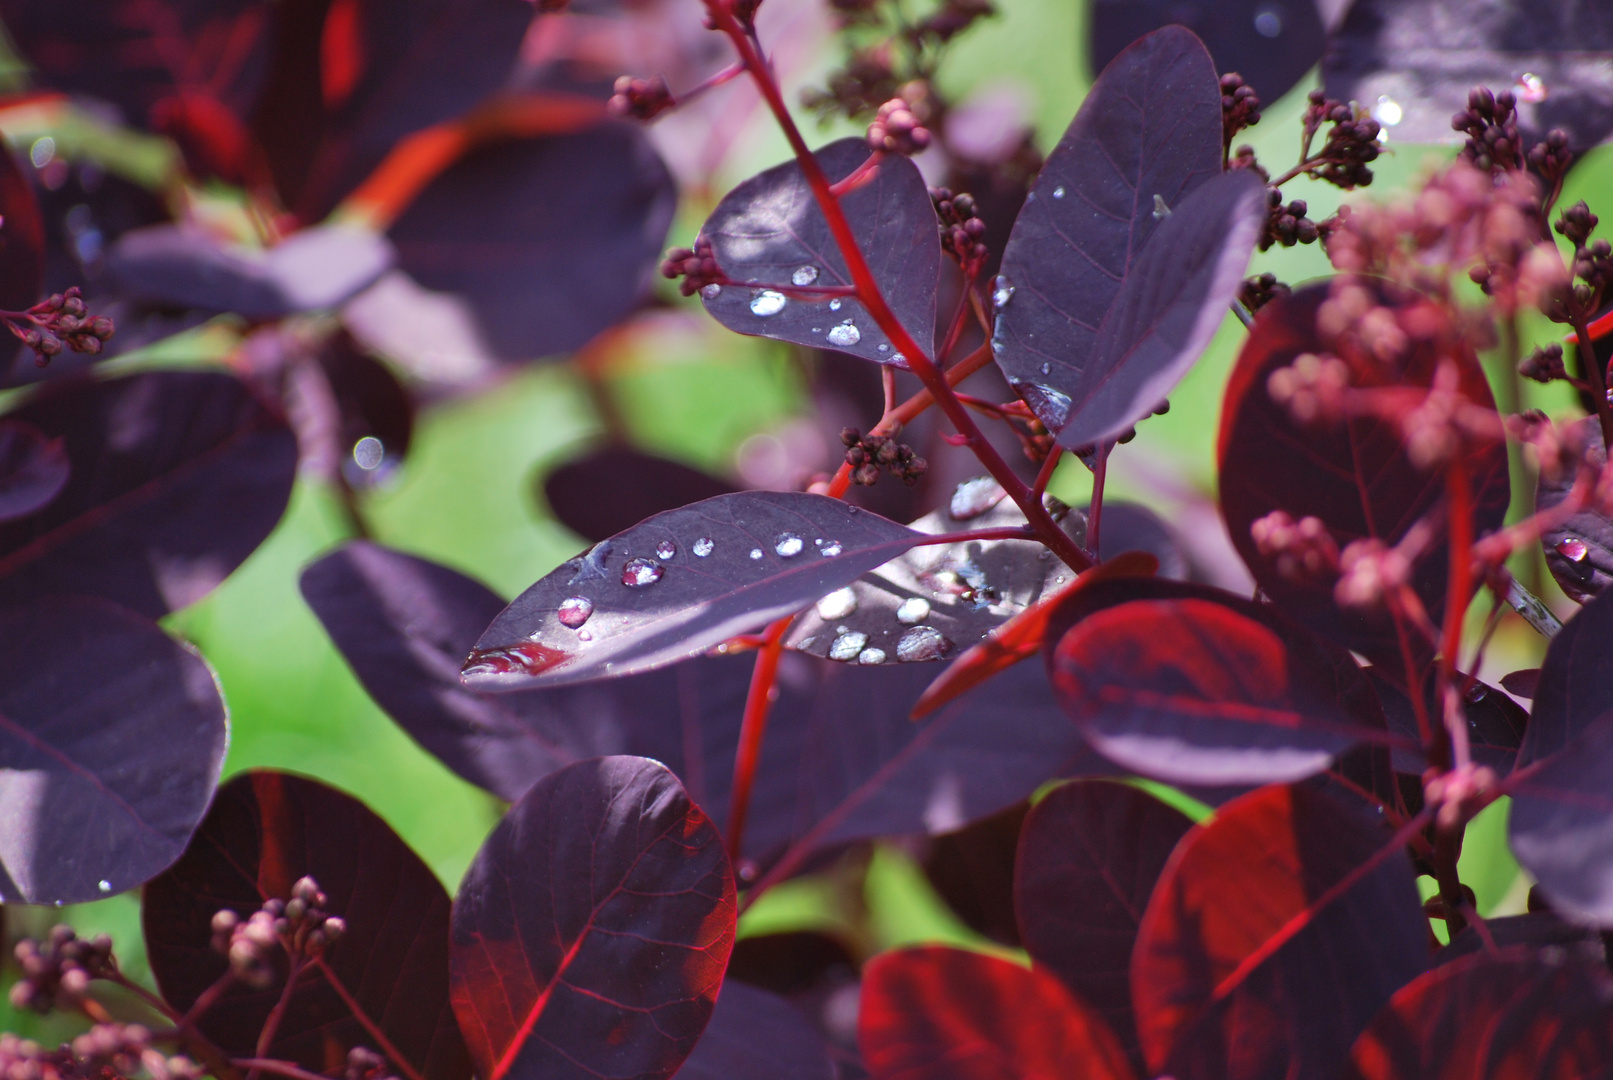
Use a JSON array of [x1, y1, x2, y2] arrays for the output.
[[1537, 416, 1612, 602], [0, 371, 297, 617], [1522, 585, 1613, 763], [463, 492, 920, 689], [0, 420, 68, 522], [542, 445, 735, 544], [0, 597, 226, 903], [1368, 668, 1527, 774], [144, 770, 470, 1079], [675, 981, 836, 1080], [700, 138, 937, 367], [859, 945, 1135, 1080], [1015, 780, 1193, 1066], [1510, 710, 1613, 927], [450, 757, 734, 1080], [1133, 784, 1426, 1079]]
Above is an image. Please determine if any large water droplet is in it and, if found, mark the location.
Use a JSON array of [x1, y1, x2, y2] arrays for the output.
[[992, 276, 1015, 310], [820, 539, 843, 557], [829, 631, 868, 661], [857, 647, 887, 665], [750, 548, 764, 560], [817, 587, 858, 619], [1557, 537, 1589, 562], [622, 558, 664, 587], [655, 539, 677, 560], [557, 596, 594, 628], [827, 322, 861, 347], [750, 289, 787, 316], [896, 597, 931, 625], [829, 298, 842, 311], [1052, 186, 1066, 199], [897, 625, 951, 662], [1021, 384, 1073, 430], [693, 536, 714, 557], [775, 532, 805, 557], [701, 283, 722, 300], [950, 476, 1007, 520], [793, 265, 820, 286]]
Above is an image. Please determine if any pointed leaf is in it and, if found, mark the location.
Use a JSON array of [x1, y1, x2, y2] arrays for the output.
[[0, 420, 68, 523], [676, 981, 836, 1080], [1522, 585, 1613, 764], [450, 756, 735, 1080], [859, 945, 1136, 1080], [0, 597, 226, 903], [462, 492, 922, 689], [542, 445, 735, 544], [1509, 710, 1613, 927], [700, 138, 937, 367], [1536, 416, 1613, 602]]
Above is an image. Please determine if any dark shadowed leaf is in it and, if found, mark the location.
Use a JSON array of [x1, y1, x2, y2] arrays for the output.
[[859, 945, 1135, 1080], [107, 224, 394, 318], [1133, 784, 1427, 1080], [0, 146, 45, 312], [1522, 585, 1613, 763], [1014, 780, 1192, 1068], [321, 334, 414, 481], [992, 26, 1225, 438], [0, 371, 297, 617], [1099, 501, 1189, 579], [37, 163, 170, 296], [1437, 911, 1606, 967], [675, 981, 836, 1080], [542, 445, 736, 544], [1500, 667, 1541, 698], [389, 124, 676, 362], [1342, 948, 1613, 1080], [1368, 668, 1527, 773], [700, 138, 937, 367], [0, 420, 67, 522], [0, 597, 226, 903], [921, 801, 1028, 948], [462, 492, 922, 689], [1539, 418, 1613, 602], [1218, 282, 1510, 667], [1088, 0, 1326, 105], [726, 933, 859, 999], [1510, 710, 1613, 927], [143, 770, 470, 1080], [450, 756, 734, 1080], [1323, 0, 1613, 151]]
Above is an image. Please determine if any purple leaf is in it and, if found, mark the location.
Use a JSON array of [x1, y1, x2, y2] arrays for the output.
[[0, 420, 68, 522], [1437, 911, 1605, 966], [1367, 668, 1527, 774], [0, 597, 226, 903], [0, 371, 297, 617], [1538, 417, 1613, 602], [143, 770, 471, 1080], [321, 334, 414, 482], [1522, 585, 1613, 764], [462, 492, 923, 689], [389, 124, 676, 363], [922, 801, 1029, 948], [0, 144, 45, 313], [450, 756, 735, 1080], [992, 26, 1227, 441], [1509, 710, 1613, 927], [1014, 779, 1193, 1068], [675, 981, 836, 1080], [699, 138, 938, 367], [542, 445, 736, 544]]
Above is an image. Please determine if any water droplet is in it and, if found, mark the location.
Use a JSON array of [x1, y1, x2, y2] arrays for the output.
[[992, 275, 1015, 309], [353, 436, 384, 470], [98, 880, 111, 893], [1517, 72, 1548, 103], [1053, 185, 1066, 199], [827, 322, 861, 347], [557, 596, 594, 628], [1372, 95, 1403, 127], [897, 626, 952, 662], [829, 298, 842, 311], [577, 629, 592, 641], [1152, 194, 1171, 219], [701, 283, 722, 300], [891, 353, 905, 364], [896, 597, 931, 624], [1021, 384, 1073, 430], [820, 539, 843, 557], [829, 631, 868, 661], [775, 532, 805, 557], [877, 344, 889, 353], [692, 537, 714, 557], [750, 548, 764, 560], [817, 587, 858, 619], [1557, 537, 1589, 562], [1040, 362, 1051, 375], [797, 636, 816, 650], [1464, 683, 1489, 703], [29, 137, 54, 169], [1252, 4, 1282, 36], [622, 558, 664, 587], [950, 476, 1007, 520], [812, 327, 822, 333], [655, 539, 677, 559], [750, 289, 787, 317], [792, 265, 819, 286], [463, 642, 569, 678], [857, 648, 887, 665]]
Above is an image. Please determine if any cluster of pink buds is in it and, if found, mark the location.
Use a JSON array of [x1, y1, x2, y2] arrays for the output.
[[1250, 510, 1338, 581], [660, 237, 724, 297], [608, 76, 675, 121], [930, 188, 988, 273], [210, 875, 346, 988], [9, 927, 115, 1014], [1219, 73, 1260, 150], [1266, 351, 1349, 424], [1334, 537, 1411, 611], [0, 1025, 200, 1080], [5, 287, 114, 366], [867, 97, 930, 156]]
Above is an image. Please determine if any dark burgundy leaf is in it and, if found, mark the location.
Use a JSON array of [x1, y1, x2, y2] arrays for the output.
[[1323, 0, 1613, 152], [1538, 417, 1613, 602], [1218, 281, 1510, 666], [1099, 501, 1189, 579], [700, 138, 937, 367], [1342, 948, 1613, 1080], [0, 597, 226, 903], [1522, 585, 1613, 763], [320, 334, 414, 481], [1014, 779, 1192, 1067], [388, 124, 676, 363], [0, 146, 45, 312], [1133, 784, 1427, 1080], [0, 420, 68, 522], [858, 945, 1135, 1080], [0, 371, 297, 618], [1500, 667, 1541, 698], [542, 445, 736, 544], [450, 756, 735, 1080], [727, 933, 858, 998], [1089, 0, 1327, 106], [462, 492, 922, 689], [1367, 668, 1527, 773], [144, 770, 470, 1080], [1437, 911, 1605, 966], [992, 26, 1225, 440], [1510, 710, 1613, 926], [920, 801, 1028, 948], [107, 224, 394, 318], [676, 981, 836, 1080]]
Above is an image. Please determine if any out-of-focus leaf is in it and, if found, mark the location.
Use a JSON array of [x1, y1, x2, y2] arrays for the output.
[[920, 801, 1028, 948], [676, 981, 836, 1080], [1538, 417, 1613, 602], [37, 163, 170, 295], [1218, 282, 1510, 667], [320, 334, 414, 482], [0, 597, 227, 904], [1437, 912, 1606, 966], [0, 146, 45, 312], [1367, 668, 1527, 773], [859, 945, 1135, 1080], [388, 124, 676, 362], [462, 492, 922, 689], [700, 138, 938, 367], [0, 420, 67, 522], [450, 756, 734, 1080], [107, 224, 394, 318], [1322, 0, 1613, 151], [143, 770, 470, 1080], [1133, 784, 1427, 1080], [541, 445, 736, 544], [0, 371, 296, 618], [1014, 780, 1192, 1069], [1510, 710, 1613, 927], [1342, 948, 1613, 1080], [1523, 586, 1613, 763]]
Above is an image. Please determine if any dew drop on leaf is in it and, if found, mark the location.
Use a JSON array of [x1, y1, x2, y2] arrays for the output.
[[817, 587, 858, 619], [621, 558, 664, 587], [827, 322, 861, 347], [1516, 72, 1548, 103], [1040, 362, 1051, 375], [792, 265, 819, 286], [750, 548, 764, 560], [750, 290, 787, 316], [820, 539, 843, 556], [702, 283, 722, 299], [950, 476, 1007, 520], [829, 298, 843, 311], [557, 596, 594, 628], [896, 597, 931, 624], [857, 647, 887, 665], [693, 536, 714, 557], [775, 532, 805, 557], [1557, 537, 1589, 562], [1053, 186, 1065, 199], [992, 276, 1014, 310], [896, 625, 951, 662], [98, 880, 111, 893], [829, 631, 868, 660], [655, 539, 677, 559]]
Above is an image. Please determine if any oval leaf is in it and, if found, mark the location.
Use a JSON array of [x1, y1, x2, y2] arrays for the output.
[[1522, 584, 1613, 764], [0, 420, 68, 522], [1509, 710, 1613, 927], [1537, 416, 1613, 602], [450, 756, 735, 1080], [542, 445, 735, 544], [462, 491, 921, 689], [676, 981, 836, 1080], [0, 597, 226, 903], [700, 138, 938, 366]]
